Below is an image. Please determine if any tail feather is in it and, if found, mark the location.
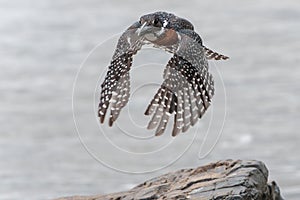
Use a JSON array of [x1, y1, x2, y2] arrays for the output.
[[204, 46, 229, 60]]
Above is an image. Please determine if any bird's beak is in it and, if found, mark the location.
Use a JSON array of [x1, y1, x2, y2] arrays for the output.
[[136, 22, 151, 36]]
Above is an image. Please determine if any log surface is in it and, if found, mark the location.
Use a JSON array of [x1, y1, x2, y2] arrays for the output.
[[55, 160, 284, 200]]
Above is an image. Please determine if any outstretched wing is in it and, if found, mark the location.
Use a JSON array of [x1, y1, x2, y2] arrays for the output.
[[145, 29, 214, 136], [98, 22, 143, 126]]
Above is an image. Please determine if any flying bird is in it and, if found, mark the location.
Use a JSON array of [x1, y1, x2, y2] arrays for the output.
[[98, 11, 228, 136]]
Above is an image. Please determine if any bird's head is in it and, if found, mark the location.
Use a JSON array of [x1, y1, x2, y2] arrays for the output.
[[136, 11, 194, 42]]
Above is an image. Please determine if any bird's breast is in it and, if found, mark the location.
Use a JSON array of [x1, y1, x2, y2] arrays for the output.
[[153, 29, 179, 46]]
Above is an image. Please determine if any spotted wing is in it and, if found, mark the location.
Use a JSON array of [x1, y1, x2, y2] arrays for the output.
[[98, 22, 143, 126], [145, 29, 214, 136]]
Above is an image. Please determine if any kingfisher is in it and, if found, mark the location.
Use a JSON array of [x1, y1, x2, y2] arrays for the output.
[[98, 11, 228, 136]]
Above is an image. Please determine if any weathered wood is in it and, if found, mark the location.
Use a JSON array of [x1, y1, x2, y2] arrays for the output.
[[55, 160, 284, 200]]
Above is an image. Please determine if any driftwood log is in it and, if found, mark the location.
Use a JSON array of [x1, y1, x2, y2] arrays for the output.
[[55, 160, 284, 200]]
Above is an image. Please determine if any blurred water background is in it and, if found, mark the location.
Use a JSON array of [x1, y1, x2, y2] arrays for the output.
[[0, 0, 300, 199]]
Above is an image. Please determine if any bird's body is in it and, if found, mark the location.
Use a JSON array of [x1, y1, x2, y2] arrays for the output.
[[98, 11, 228, 136]]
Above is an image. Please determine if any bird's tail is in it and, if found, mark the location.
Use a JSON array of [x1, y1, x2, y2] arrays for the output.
[[204, 46, 229, 60]]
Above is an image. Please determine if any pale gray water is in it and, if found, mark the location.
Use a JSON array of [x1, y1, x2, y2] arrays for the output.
[[1, 0, 300, 199]]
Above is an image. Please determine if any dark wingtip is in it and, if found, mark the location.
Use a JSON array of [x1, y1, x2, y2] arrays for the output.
[[155, 130, 164, 136], [109, 117, 114, 127], [144, 108, 150, 115], [171, 131, 178, 137], [155, 125, 166, 136], [182, 126, 189, 133], [171, 126, 180, 137], [99, 115, 105, 124]]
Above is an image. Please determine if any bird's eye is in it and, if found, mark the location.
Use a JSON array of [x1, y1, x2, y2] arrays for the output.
[[153, 18, 160, 26]]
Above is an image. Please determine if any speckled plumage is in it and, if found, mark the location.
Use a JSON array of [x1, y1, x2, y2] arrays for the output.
[[98, 11, 228, 136]]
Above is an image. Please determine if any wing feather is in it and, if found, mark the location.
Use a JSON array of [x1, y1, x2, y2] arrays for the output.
[[145, 29, 216, 136], [98, 22, 143, 125]]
